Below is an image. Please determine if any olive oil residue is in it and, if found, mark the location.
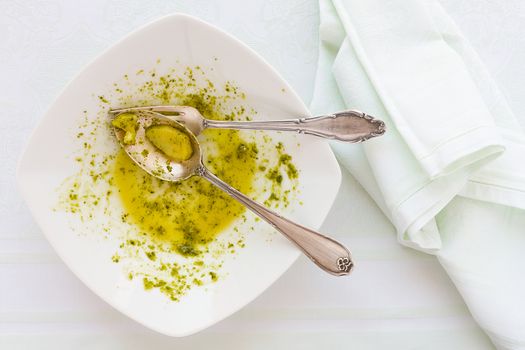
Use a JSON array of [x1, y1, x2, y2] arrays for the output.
[[144, 124, 194, 161], [58, 62, 300, 302], [114, 129, 258, 257]]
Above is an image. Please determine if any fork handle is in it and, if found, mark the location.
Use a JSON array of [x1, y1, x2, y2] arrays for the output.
[[198, 165, 353, 276], [205, 110, 385, 143]]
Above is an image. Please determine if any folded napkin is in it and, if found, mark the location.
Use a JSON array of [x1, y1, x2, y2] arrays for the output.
[[311, 0, 525, 348]]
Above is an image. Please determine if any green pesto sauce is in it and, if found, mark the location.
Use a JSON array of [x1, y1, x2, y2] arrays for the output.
[[113, 126, 258, 257], [59, 63, 300, 302], [111, 112, 138, 145]]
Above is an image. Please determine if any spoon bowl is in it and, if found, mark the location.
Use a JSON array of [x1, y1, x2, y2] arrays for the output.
[[113, 110, 201, 182]]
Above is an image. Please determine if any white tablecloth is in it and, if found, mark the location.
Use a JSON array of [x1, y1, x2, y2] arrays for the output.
[[2, 1, 524, 348]]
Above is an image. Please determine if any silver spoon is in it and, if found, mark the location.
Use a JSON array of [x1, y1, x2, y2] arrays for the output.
[[110, 105, 385, 142], [113, 110, 353, 276]]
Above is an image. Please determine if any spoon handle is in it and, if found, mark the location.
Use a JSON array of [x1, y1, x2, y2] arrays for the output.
[[206, 110, 385, 143], [198, 166, 353, 276]]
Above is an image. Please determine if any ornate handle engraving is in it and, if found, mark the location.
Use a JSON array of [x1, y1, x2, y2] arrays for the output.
[[207, 110, 385, 143], [337, 257, 353, 273]]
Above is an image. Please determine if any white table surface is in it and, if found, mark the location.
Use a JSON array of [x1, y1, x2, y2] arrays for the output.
[[2, 0, 524, 349]]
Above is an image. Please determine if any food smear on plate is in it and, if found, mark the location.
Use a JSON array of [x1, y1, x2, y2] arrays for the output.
[[145, 124, 194, 161], [57, 63, 300, 301], [114, 126, 257, 257]]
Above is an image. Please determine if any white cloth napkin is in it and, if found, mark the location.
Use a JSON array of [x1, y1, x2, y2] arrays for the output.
[[311, 0, 525, 348]]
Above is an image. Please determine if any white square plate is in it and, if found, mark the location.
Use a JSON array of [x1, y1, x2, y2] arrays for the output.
[[17, 14, 341, 336]]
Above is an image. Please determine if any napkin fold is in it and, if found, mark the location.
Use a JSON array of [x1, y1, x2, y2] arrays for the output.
[[311, 0, 525, 348]]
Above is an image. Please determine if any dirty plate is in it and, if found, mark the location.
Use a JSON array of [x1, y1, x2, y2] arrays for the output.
[[17, 14, 341, 336]]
